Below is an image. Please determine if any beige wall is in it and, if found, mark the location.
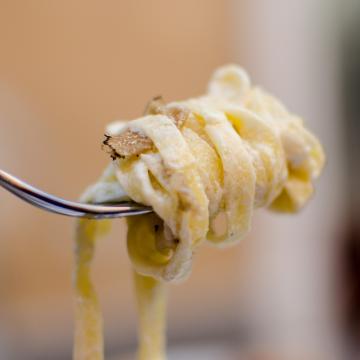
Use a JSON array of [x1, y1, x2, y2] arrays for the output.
[[0, 1, 249, 358]]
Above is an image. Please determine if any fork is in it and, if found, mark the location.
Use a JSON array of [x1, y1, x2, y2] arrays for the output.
[[0, 169, 152, 219]]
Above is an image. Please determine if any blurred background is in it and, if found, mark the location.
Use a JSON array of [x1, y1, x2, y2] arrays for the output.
[[0, 0, 358, 359]]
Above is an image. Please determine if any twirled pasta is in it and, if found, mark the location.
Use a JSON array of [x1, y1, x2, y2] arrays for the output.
[[73, 65, 325, 360]]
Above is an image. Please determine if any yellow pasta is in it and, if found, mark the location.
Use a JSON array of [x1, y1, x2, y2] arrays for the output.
[[133, 271, 167, 360], [74, 219, 109, 360], [73, 64, 325, 359]]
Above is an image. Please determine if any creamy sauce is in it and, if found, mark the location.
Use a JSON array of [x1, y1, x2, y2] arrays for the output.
[[73, 65, 325, 359]]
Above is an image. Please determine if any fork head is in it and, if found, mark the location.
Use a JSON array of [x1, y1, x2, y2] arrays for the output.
[[0, 169, 152, 219]]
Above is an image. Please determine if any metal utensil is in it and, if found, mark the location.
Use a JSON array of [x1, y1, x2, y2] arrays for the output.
[[0, 169, 152, 219]]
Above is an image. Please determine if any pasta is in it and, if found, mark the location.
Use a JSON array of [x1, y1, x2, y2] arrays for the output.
[[73, 65, 325, 359]]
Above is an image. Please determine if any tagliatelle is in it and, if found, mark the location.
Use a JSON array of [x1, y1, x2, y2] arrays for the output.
[[73, 65, 325, 360], [74, 219, 109, 360], [132, 266, 167, 360]]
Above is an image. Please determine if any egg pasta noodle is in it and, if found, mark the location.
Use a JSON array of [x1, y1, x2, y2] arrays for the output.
[[73, 65, 325, 360]]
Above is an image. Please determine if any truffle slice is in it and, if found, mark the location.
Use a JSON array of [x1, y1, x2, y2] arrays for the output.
[[103, 97, 190, 159]]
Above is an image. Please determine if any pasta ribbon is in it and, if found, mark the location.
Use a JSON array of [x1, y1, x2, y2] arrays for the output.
[[73, 64, 325, 360], [74, 219, 110, 360]]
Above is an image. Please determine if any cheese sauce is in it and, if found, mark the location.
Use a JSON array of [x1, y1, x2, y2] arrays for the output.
[[73, 65, 325, 360]]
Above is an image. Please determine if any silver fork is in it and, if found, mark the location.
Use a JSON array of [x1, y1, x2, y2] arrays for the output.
[[0, 169, 152, 219]]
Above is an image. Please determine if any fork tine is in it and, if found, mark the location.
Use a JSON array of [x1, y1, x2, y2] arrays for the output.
[[0, 169, 152, 219]]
